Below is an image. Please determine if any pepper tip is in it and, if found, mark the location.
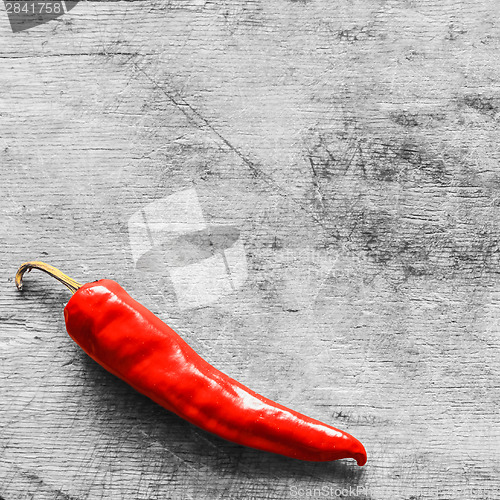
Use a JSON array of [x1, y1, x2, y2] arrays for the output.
[[350, 439, 367, 466]]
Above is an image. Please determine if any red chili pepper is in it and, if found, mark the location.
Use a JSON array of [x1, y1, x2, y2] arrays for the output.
[[16, 261, 367, 466]]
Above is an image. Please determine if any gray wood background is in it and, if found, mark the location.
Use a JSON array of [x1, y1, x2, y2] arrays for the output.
[[1, 1, 499, 499]]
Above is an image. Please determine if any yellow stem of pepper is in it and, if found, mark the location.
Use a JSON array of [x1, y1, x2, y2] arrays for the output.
[[16, 261, 82, 294]]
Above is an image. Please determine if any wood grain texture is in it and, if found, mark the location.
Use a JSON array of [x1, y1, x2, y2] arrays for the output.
[[1, 0, 499, 498]]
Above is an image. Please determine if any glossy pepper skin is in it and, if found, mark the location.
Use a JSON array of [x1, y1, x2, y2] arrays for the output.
[[16, 263, 367, 466]]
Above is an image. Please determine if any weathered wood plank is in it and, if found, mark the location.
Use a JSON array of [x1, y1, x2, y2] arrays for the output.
[[1, 1, 499, 498]]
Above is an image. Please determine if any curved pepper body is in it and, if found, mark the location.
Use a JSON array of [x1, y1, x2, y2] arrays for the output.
[[64, 279, 367, 465]]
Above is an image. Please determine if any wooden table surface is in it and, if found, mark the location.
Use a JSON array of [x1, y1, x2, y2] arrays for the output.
[[1, 1, 499, 499]]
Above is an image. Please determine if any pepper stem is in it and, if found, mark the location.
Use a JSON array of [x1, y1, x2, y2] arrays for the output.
[[16, 261, 82, 294]]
